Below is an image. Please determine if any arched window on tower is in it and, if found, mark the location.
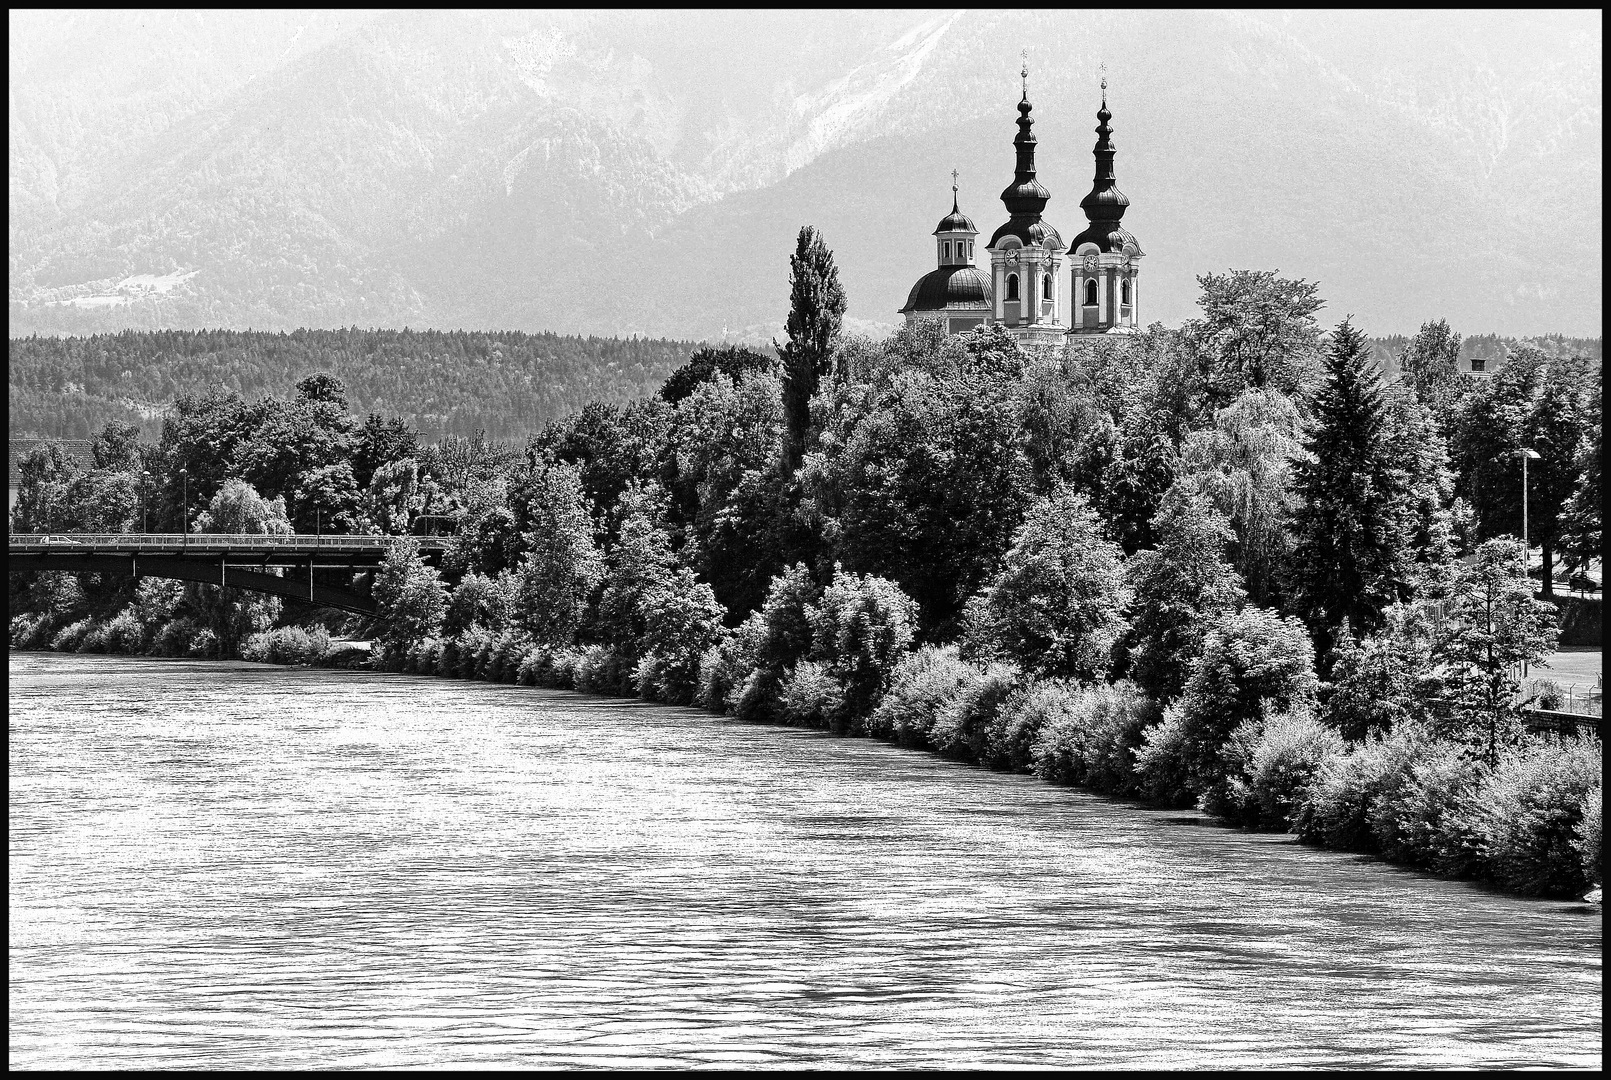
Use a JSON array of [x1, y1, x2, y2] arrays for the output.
[[1084, 278, 1098, 307], [943, 241, 951, 261], [968, 241, 974, 258], [1121, 279, 1131, 306], [1043, 274, 1053, 301], [1005, 274, 1020, 301]]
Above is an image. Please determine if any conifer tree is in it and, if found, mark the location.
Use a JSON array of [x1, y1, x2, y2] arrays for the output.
[[1287, 318, 1414, 664], [777, 226, 846, 470]]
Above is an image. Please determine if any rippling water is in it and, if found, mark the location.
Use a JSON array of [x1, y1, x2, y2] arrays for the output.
[[9, 653, 1601, 1069]]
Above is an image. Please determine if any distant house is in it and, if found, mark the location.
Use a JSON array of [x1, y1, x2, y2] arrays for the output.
[[8, 439, 96, 514]]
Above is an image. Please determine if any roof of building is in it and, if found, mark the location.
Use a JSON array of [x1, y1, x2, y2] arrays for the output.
[[900, 266, 994, 313], [9, 439, 95, 487], [1069, 222, 1143, 256], [935, 190, 977, 234], [990, 218, 1064, 249]]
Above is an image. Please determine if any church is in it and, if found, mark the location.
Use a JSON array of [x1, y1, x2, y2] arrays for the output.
[[899, 67, 1143, 345]]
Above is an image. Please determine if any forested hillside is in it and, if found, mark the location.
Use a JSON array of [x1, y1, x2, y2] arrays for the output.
[[8, 328, 705, 441]]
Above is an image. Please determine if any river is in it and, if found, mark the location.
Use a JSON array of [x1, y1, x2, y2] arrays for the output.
[[8, 653, 1601, 1069]]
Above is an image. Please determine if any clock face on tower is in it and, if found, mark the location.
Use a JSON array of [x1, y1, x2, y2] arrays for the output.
[[1083, 253, 1098, 272]]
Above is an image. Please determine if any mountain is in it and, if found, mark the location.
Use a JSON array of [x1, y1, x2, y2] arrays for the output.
[[9, 10, 1602, 341]]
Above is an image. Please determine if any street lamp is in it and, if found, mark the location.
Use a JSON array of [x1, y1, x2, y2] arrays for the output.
[[1516, 448, 1540, 584], [178, 467, 190, 551], [141, 470, 151, 534]]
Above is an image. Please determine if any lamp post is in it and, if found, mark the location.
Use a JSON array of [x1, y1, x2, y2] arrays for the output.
[[1516, 448, 1541, 680], [1516, 448, 1540, 583], [141, 471, 151, 533], [178, 467, 190, 551]]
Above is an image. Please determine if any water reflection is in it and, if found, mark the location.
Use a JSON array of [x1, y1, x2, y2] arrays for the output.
[[8, 654, 1601, 1069]]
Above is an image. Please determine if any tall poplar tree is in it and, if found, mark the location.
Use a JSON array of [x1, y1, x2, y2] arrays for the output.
[[777, 226, 846, 470], [1287, 318, 1414, 665]]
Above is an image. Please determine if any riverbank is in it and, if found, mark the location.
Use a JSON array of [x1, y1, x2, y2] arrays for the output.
[[11, 624, 1602, 905]]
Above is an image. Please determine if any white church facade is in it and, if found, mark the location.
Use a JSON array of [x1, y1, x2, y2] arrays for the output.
[[900, 69, 1143, 345]]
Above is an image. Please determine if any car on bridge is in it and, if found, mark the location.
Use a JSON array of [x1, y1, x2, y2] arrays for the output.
[[37, 535, 82, 545]]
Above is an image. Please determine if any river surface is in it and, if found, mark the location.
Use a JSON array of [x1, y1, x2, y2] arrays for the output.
[[8, 653, 1602, 1069]]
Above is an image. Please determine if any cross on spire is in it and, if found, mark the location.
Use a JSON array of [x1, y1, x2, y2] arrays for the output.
[[1100, 62, 1108, 102], [1021, 49, 1029, 97]]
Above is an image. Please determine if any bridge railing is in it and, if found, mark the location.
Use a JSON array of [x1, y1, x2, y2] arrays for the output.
[[9, 533, 446, 551]]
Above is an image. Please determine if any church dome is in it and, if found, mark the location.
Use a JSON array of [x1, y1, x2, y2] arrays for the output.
[[935, 207, 977, 233], [899, 266, 994, 313]]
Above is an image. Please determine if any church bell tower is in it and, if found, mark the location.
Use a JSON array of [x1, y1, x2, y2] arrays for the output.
[[1069, 78, 1143, 335]]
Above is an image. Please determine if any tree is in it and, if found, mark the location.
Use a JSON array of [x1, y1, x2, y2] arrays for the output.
[[1560, 388, 1601, 584], [364, 458, 422, 536], [188, 479, 290, 654], [777, 225, 846, 468], [1126, 478, 1247, 702], [156, 389, 255, 530], [1448, 349, 1593, 592], [352, 413, 421, 491], [293, 372, 349, 409], [440, 479, 518, 582], [807, 360, 1032, 639], [1178, 388, 1305, 608], [1183, 269, 1325, 408], [192, 477, 294, 535], [1287, 318, 1418, 664], [962, 486, 1131, 682], [661, 370, 787, 620], [1435, 537, 1558, 766], [593, 482, 677, 660], [443, 571, 512, 637], [91, 421, 144, 472], [659, 344, 777, 404], [808, 566, 919, 728], [1397, 318, 1464, 428], [527, 400, 671, 546], [637, 568, 727, 705], [1155, 605, 1319, 815], [11, 444, 84, 532], [373, 536, 449, 654], [1322, 604, 1444, 741], [511, 462, 604, 646], [727, 562, 823, 721]]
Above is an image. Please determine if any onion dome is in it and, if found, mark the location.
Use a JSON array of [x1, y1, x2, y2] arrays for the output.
[[899, 266, 994, 313], [935, 191, 977, 234], [1071, 82, 1142, 255], [989, 63, 1063, 250], [935, 173, 977, 234]]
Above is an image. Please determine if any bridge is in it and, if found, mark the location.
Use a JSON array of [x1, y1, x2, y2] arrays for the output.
[[8, 533, 450, 616]]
